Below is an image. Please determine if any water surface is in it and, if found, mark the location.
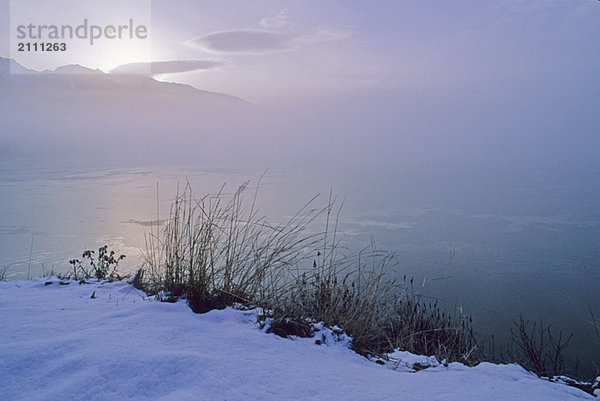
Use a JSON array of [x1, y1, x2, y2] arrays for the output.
[[1, 162, 598, 378]]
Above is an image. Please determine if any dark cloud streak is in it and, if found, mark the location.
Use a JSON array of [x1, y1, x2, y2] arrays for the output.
[[191, 30, 293, 54], [111, 60, 223, 76]]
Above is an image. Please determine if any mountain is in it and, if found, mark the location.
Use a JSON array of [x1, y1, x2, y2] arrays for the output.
[[0, 57, 36, 81], [0, 57, 250, 109], [0, 58, 256, 165]]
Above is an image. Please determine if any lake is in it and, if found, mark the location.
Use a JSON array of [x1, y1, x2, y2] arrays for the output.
[[1, 160, 598, 379]]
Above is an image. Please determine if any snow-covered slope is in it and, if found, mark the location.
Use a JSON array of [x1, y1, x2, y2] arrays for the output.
[[0, 279, 593, 401]]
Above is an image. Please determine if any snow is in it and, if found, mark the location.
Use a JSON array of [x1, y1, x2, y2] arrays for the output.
[[0, 279, 594, 401]]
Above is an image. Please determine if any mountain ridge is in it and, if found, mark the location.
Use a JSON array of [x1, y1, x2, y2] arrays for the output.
[[0, 57, 251, 107]]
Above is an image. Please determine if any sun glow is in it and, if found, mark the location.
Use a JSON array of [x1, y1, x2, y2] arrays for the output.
[[9, 0, 152, 74], [89, 41, 154, 73]]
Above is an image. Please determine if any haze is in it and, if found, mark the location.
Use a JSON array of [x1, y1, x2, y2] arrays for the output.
[[0, 0, 598, 171], [2, 1, 600, 378]]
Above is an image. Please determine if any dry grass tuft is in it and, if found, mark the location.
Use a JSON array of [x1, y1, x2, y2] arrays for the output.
[[140, 181, 480, 363]]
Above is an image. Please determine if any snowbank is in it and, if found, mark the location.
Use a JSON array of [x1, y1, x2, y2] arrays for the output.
[[0, 279, 593, 401]]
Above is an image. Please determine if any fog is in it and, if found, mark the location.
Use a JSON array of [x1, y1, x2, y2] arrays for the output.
[[1, 1, 598, 172], [1, 62, 599, 175], [1, 0, 600, 380]]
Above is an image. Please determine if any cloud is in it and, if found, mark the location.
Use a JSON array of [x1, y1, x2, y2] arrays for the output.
[[190, 28, 351, 55], [110, 60, 223, 75], [191, 30, 293, 54], [259, 11, 291, 30], [295, 28, 352, 45]]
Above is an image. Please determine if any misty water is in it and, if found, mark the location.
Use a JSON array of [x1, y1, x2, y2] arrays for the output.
[[1, 161, 599, 378]]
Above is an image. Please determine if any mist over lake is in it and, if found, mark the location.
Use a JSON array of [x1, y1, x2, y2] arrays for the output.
[[1, 0, 599, 383]]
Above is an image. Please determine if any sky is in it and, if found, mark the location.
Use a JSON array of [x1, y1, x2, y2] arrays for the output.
[[1, 1, 598, 103], [1, 0, 599, 169]]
